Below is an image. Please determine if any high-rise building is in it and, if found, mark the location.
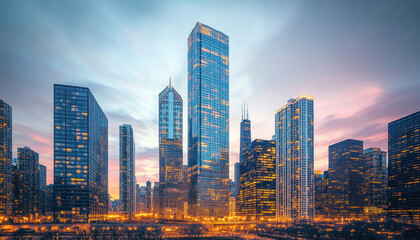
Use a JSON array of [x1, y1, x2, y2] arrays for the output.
[[240, 105, 251, 163], [327, 139, 364, 219], [45, 184, 54, 217], [146, 180, 152, 213], [363, 148, 387, 217], [188, 22, 229, 218], [15, 146, 40, 218], [234, 162, 240, 197], [39, 164, 47, 191], [139, 186, 147, 212], [0, 100, 12, 216], [53, 84, 108, 223], [275, 95, 314, 220], [320, 171, 329, 218], [119, 124, 136, 216], [238, 139, 276, 219], [158, 80, 184, 217], [388, 111, 420, 222], [314, 170, 325, 217]]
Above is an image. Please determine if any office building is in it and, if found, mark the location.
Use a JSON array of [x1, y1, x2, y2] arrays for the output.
[[314, 170, 325, 217], [363, 148, 387, 217], [275, 95, 314, 220], [188, 22, 230, 217], [146, 180, 152, 213], [388, 111, 420, 221], [53, 84, 108, 222], [238, 139, 276, 218], [328, 139, 364, 219], [158, 80, 184, 217], [0, 100, 12, 216], [119, 124, 136, 216]]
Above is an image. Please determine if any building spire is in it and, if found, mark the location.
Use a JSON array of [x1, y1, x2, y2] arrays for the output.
[[246, 102, 249, 120], [169, 77, 172, 88]]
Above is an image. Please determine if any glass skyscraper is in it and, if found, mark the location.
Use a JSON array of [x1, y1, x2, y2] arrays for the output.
[[15, 146, 40, 218], [119, 124, 136, 216], [275, 95, 314, 220], [0, 99, 12, 216], [238, 139, 276, 218], [159, 80, 184, 217], [388, 111, 420, 222], [240, 105, 251, 163], [54, 84, 108, 223], [327, 139, 364, 219], [363, 148, 387, 217], [188, 22, 229, 217]]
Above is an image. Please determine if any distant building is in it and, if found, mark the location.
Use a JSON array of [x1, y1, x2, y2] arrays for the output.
[[146, 181, 152, 213], [314, 170, 325, 218], [45, 184, 54, 216], [229, 196, 236, 217], [328, 139, 364, 219], [234, 162, 240, 197], [388, 111, 420, 222], [240, 104, 251, 163], [139, 186, 147, 212], [0, 100, 12, 216], [321, 171, 329, 218], [15, 146, 40, 219], [363, 148, 387, 217], [119, 124, 136, 216], [159, 80, 184, 217], [238, 139, 276, 219], [152, 182, 159, 215], [188, 22, 230, 217], [275, 95, 314, 220], [39, 164, 46, 191], [53, 84, 108, 223]]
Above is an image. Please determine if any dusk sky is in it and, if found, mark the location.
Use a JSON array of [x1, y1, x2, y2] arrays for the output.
[[1, 0, 419, 199]]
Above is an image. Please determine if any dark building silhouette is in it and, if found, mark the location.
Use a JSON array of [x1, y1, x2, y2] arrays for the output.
[[0, 100, 12, 216], [238, 139, 276, 219], [327, 139, 364, 219], [53, 84, 108, 223], [314, 170, 325, 217], [146, 180, 152, 213], [388, 111, 420, 222]]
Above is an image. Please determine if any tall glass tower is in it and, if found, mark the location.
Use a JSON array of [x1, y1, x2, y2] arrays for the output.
[[188, 22, 229, 217], [240, 104, 251, 163], [159, 80, 183, 217], [388, 111, 420, 221], [275, 95, 314, 220], [54, 84, 108, 223], [119, 124, 136, 216], [0, 100, 12, 216]]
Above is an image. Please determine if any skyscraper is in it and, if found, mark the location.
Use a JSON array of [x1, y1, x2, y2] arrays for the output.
[[234, 162, 240, 197], [240, 105, 251, 163], [363, 148, 387, 217], [54, 84, 108, 223], [119, 124, 136, 217], [238, 139, 276, 219], [275, 95, 314, 220], [388, 111, 420, 221], [146, 180, 152, 213], [314, 170, 325, 217], [188, 22, 229, 218], [327, 139, 364, 219], [15, 146, 40, 218], [158, 80, 183, 217], [0, 100, 12, 216]]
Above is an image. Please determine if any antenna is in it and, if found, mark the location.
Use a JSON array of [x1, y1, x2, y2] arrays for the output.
[[241, 103, 244, 120], [246, 102, 249, 120], [169, 77, 172, 88]]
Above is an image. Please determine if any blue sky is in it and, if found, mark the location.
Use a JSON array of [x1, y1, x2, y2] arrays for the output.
[[1, 0, 419, 199]]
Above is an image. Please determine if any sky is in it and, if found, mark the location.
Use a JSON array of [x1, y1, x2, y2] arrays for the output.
[[1, 0, 419, 200]]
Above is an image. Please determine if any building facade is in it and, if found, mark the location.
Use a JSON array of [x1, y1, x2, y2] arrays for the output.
[[188, 22, 230, 217], [328, 139, 364, 219], [146, 180, 152, 213], [54, 84, 108, 223], [158, 81, 184, 217], [314, 170, 325, 218], [238, 139, 276, 219], [275, 95, 314, 220], [388, 111, 420, 222], [14, 147, 40, 218], [119, 124, 136, 216], [0, 100, 12, 216], [363, 148, 387, 217]]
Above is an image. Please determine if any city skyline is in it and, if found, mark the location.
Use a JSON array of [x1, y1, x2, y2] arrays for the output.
[[1, 1, 420, 200]]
